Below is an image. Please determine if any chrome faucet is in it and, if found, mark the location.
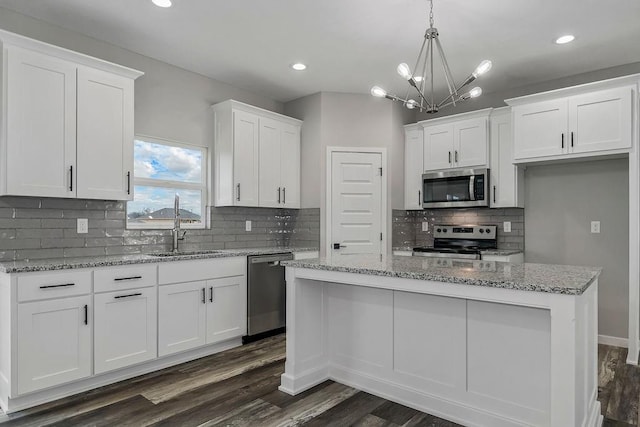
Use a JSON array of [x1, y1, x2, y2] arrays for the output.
[[172, 193, 187, 253]]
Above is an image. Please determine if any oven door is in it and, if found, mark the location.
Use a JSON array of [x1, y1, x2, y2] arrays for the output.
[[422, 168, 489, 208]]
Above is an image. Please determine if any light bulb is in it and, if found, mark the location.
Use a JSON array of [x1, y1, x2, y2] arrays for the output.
[[371, 86, 387, 98], [397, 63, 412, 80], [152, 0, 172, 7], [555, 35, 575, 44], [406, 99, 417, 109], [469, 87, 482, 98], [473, 60, 492, 77]]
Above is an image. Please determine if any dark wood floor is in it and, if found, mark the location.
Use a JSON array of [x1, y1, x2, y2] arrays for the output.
[[0, 335, 637, 426]]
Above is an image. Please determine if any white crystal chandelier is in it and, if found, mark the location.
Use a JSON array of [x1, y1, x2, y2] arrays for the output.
[[371, 0, 492, 114]]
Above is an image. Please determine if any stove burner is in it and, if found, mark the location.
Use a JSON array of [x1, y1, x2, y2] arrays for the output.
[[412, 224, 497, 260]]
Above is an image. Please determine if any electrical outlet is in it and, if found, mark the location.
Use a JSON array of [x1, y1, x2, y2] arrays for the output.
[[591, 221, 601, 234], [77, 218, 88, 234], [503, 221, 512, 233], [421, 222, 429, 232], [245, 220, 252, 232]]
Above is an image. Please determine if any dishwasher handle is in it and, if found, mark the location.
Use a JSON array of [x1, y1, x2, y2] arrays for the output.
[[249, 253, 293, 264]]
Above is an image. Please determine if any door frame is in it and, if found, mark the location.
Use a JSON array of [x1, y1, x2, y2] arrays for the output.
[[325, 146, 388, 257]]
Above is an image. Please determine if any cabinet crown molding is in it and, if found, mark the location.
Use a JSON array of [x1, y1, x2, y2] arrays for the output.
[[212, 99, 302, 127], [505, 73, 640, 106], [0, 29, 143, 80], [416, 108, 493, 128]]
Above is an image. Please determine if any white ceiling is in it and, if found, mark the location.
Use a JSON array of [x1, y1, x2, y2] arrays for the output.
[[1, 0, 639, 103]]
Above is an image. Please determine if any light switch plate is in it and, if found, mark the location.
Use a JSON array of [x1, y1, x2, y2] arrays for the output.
[[422, 222, 429, 232], [77, 218, 88, 234], [245, 220, 252, 232], [503, 221, 511, 233], [591, 221, 601, 233]]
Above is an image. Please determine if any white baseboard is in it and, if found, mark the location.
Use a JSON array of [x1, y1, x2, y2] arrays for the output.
[[598, 334, 628, 348]]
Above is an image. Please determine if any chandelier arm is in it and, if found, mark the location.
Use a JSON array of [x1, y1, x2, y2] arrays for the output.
[[433, 36, 456, 106], [418, 36, 432, 109]]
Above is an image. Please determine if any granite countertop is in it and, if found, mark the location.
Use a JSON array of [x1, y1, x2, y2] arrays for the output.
[[392, 246, 523, 257], [0, 247, 319, 274], [282, 254, 601, 295]]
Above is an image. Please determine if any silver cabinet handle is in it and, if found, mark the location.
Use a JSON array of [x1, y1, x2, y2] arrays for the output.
[[69, 166, 73, 191], [40, 283, 74, 289], [126, 171, 131, 195], [493, 185, 496, 203], [418, 190, 421, 206], [278, 187, 281, 204], [114, 276, 142, 282], [455, 150, 458, 163], [236, 183, 241, 201], [114, 293, 142, 299], [561, 133, 565, 149], [202, 288, 206, 304], [209, 286, 214, 302], [283, 187, 286, 204], [448, 151, 451, 163]]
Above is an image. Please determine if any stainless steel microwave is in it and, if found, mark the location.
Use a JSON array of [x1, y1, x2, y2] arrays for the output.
[[422, 168, 489, 208]]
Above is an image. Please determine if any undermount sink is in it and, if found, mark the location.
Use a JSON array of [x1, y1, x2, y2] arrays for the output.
[[148, 250, 225, 257]]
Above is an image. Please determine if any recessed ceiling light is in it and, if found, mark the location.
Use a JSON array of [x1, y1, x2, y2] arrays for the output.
[[152, 0, 172, 8], [291, 63, 307, 71], [555, 35, 575, 44]]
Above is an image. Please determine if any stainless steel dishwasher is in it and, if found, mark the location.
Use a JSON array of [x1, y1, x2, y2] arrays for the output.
[[244, 252, 293, 343]]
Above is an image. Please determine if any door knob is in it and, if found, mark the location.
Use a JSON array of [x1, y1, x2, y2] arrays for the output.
[[333, 243, 347, 250]]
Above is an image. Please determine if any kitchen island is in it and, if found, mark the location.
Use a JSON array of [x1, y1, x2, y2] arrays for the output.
[[280, 255, 602, 427]]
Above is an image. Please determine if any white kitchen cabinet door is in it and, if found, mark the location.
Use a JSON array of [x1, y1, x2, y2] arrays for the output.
[[94, 287, 157, 374], [258, 117, 282, 208], [569, 86, 633, 154], [454, 117, 488, 168], [424, 123, 454, 171], [404, 128, 424, 209], [17, 295, 92, 394], [205, 275, 247, 345], [233, 110, 260, 207], [490, 110, 523, 208], [280, 124, 301, 208], [5, 47, 76, 198], [513, 99, 567, 160], [76, 67, 134, 200], [158, 281, 207, 357]]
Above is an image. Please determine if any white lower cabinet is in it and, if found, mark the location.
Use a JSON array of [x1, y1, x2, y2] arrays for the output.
[[158, 275, 247, 357], [94, 287, 157, 374], [17, 295, 92, 395]]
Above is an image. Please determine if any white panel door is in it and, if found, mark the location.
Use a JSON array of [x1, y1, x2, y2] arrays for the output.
[[490, 111, 519, 208], [423, 123, 454, 171], [569, 86, 633, 154], [158, 281, 207, 357], [94, 287, 157, 374], [17, 295, 92, 394], [6, 47, 76, 198], [513, 99, 567, 160], [280, 124, 301, 208], [258, 117, 282, 207], [330, 152, 383, 255], [454, 118, 488, 168], [233, 110, 260, 206], [76, 66, 134, 200], [404, 129, 423, 210], [205, 275, 247, 345]]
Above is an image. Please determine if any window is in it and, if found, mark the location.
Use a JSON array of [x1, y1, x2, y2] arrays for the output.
[[127, 136, 207, 229]]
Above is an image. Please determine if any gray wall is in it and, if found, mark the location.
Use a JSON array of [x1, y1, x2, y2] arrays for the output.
[[524, 159, 629, 339]]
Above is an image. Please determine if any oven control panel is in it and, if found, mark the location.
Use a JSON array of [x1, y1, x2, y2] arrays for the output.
[[433, 225, 497, 240]]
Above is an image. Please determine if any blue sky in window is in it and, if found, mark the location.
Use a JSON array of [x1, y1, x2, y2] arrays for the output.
[[134, 140, 202, 183]]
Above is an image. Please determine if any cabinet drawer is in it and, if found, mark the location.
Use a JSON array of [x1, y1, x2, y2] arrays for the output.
[[94, 264, 157, 293], [17, 270, 92, 302], [158, 257, 245, 285]]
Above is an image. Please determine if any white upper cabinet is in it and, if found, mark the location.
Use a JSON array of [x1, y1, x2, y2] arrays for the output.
[[404, 126, 423, 210], [421, 109, 491, 172], [489, 108, 524, 208], [76, 67, 135, 200], [5, 46, 77, 198], [508, 79, 636, 162], [213, 100, 302, 208], [0, 30, 143, 200]]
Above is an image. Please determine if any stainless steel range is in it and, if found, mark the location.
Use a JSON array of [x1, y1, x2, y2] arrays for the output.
[[413, 224, 497, 260]]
